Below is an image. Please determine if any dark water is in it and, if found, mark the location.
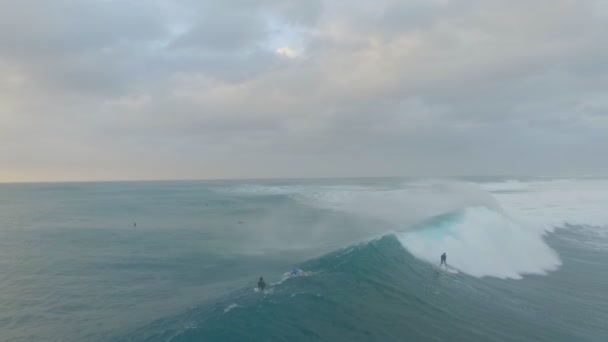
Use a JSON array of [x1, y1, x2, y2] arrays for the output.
[[0, 179, 606, 341]]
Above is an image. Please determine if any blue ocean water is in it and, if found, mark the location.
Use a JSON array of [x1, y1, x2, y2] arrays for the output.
[[0, 178, 607, 341]]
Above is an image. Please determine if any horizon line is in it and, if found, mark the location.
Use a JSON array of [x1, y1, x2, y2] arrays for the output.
[[1, 174, 605, 185]]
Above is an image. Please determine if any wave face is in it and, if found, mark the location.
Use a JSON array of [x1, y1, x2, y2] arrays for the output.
[[127, 233, 604, 342]]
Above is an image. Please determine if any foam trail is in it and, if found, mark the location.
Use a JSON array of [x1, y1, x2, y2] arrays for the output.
[[397, 207, 561, 279], [224, 304, 239, 313]]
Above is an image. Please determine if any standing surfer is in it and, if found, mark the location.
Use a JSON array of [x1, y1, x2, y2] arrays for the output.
[[257, 277, 266, 292], [440, 252, 447, 268]]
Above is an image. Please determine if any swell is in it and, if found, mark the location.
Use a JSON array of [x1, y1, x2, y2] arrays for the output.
[[119, 231, 577, 342], [119, 236, 455, 341], [118, 180, 608, 342]]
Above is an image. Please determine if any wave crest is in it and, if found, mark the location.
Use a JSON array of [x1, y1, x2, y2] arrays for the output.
[[397, 207, 561, 279]]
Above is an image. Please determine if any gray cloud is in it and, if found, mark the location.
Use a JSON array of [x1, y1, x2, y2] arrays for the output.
[[0, 0, 607, 181], [0, 0, 167, 58]]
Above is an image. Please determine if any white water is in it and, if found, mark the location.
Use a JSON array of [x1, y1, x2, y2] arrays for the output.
[[228, 178, 608, 279], [397, 207, 561, 279], [480, 178, 608, 229], [299, 182, 563, 280], [224, 303, 239, 313]]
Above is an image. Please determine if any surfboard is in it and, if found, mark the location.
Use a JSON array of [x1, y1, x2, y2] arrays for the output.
[[443, 265, 458, 274], [254, 287, 273, 294], [436, 264, 458, 274]]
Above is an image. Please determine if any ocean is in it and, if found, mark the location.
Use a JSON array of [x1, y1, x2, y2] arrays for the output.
[[0, 178, 607, 341]]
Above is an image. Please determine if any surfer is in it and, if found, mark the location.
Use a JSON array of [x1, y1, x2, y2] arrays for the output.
[[257, 277, 266, 292], [440, 253, 447, 268], [289, 268, 310, 277]]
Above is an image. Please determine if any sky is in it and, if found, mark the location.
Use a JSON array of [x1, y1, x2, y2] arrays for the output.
[[1, 0, 607, 182]]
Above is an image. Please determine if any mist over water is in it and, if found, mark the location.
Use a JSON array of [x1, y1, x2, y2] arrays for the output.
[[231, 180, 562, 279]]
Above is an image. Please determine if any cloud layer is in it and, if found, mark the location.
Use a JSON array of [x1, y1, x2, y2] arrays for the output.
[[1, 0, 607, 181]]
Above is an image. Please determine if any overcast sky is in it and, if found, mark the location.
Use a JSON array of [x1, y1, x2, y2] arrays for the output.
[[1, 0, 607, 182]]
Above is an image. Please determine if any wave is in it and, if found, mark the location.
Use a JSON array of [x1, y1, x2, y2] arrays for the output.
[[131, 206, 563, 340], [123, 229, 563, 341], [478, 179, 530, 192], [286, 180, 562, 279], [223, 180, 563, 279], [121, 235, 458, 341], [397, 207, 561, 279]]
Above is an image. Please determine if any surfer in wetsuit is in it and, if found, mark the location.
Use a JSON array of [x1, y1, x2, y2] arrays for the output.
[[440, 253, 447, 268], [258, 277, 266, 291]]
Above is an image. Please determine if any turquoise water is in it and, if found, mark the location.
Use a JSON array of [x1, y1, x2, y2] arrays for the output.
[[0, 179, 607, 341]]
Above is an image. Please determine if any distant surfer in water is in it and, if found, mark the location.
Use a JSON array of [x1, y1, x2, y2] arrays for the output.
[[289, 268, 310, 277], [258, 277, 266, 292], [440, 253, 447, 268]]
